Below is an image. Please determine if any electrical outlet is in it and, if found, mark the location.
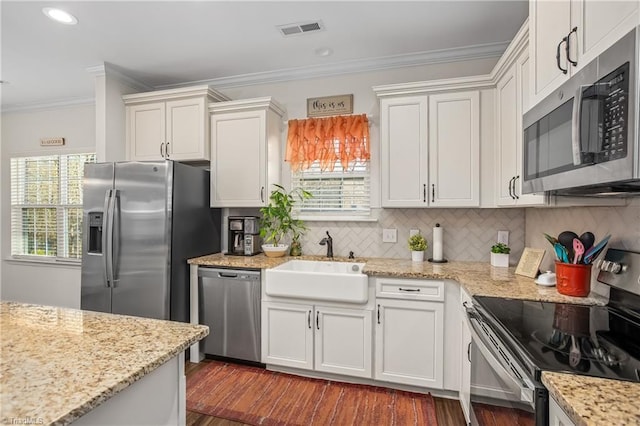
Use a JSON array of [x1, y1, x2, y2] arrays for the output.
[[409, 229, 420, 237], [382, 228, 397, 243], [497, 230, 509, 245]]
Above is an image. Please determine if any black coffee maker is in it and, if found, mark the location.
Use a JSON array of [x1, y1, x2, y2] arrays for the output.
[[227, 216, 261, 256]]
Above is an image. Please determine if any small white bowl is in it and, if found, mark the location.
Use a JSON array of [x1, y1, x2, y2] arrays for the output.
[[262, 244, 289, 258], [535, 271, 556, 286]]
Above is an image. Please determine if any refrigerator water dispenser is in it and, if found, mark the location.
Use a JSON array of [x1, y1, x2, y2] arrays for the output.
[[88, 212, 103, 254]]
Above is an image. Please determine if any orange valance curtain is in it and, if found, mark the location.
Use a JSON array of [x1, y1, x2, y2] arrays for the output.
[[285, 114, 370, 172]]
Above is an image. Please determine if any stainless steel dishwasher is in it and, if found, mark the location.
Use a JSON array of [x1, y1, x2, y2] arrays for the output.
[[199, 267, 261, 363]]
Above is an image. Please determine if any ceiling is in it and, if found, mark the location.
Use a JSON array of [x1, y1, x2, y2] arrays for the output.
[[1, 1, 528, 111]]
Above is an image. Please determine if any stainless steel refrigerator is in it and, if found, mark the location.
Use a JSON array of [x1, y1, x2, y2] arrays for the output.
[[81, 161, 220, 322]]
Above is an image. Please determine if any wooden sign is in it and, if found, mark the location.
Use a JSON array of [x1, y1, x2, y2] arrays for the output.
[[307, 94, 353, 117], [40, 137, 65, 146], [515, 248, 546, 278]]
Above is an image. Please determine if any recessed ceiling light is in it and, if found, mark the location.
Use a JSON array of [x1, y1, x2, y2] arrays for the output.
[[315, 47, 333, 57], [42, 7, 78, 25]]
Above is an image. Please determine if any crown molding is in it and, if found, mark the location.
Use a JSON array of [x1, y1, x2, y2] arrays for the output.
[[86, 63, 154, 92], [156, 41, 509, 91], [122, 84, 230, 104], [489, 18, 529, 82], [208, 97, 286, 117], [1, 97, 95, 114]]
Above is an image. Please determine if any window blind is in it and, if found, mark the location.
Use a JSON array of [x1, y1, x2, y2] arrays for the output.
[[10, 153, 96, 260], [291, 159, 370, 214]]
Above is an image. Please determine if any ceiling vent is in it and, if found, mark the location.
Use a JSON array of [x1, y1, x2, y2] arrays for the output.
[[277, 21, 324, 37]]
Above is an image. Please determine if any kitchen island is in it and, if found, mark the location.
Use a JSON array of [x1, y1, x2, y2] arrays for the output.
[[0, 301, 208, 425]]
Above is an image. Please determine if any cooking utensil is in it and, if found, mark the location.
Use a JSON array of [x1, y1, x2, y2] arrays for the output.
[[558, 231, 578, 260], [573, 238, 585, 264], [583, 234, 611, 264], [554, 243, 569, 263], [579, 232, 595, 251], [543, 233, 558, 247], [569, 335, 581, 367]]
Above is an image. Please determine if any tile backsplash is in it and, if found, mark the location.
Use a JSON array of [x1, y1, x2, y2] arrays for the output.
[[525, 199, 640, 272], [299, 208, 525, 262]]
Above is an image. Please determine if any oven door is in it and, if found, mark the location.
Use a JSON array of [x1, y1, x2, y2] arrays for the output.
[[466, 305, 547, 426]]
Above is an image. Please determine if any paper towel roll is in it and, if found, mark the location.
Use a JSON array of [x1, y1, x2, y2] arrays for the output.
[[432, 224, 443, 261]]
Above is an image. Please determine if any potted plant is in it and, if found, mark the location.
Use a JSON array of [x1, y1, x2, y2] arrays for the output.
[[490, 243, 511, 267], [408, 233, 427, 262], [259, 184, 312, 257]]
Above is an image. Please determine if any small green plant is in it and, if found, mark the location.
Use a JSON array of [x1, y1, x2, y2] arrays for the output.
[[491, 243, 511, 254], [259, 184, 312, 246], [408, 234, 427, 252]]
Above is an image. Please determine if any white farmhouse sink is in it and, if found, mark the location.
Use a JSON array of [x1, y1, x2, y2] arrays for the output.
[[265, 260, 368, 303]]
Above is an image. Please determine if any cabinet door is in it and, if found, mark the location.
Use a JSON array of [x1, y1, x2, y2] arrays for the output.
[[572, 0, 638, 72], [496, 64, 519, 207], [375, 299, 444, 388], [262, 302, 313, 369], [210, 110, 266, 207], [165, 97, 208, 161], [127, 102, 166, 161], [314, 307, 372, 378], [428, 91, 480, 207], [380, 96, 428, 207], [530, 0, 571, 104]]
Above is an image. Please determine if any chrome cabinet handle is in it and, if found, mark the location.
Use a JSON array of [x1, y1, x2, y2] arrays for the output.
[[160, 143, 165, 158], [377, 304, 381, 324], [556, 37, 568, 74], [431, 184, 435, 203], [508, 176, 515, 199], [165, 142, 170, 158], [399, 288, 420, 292], [308, 310, 312, 329], [316, 311, 320, 330], [566, 27, 578, 67]]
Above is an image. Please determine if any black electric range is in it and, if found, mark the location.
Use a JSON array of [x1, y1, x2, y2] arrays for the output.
[[474, 248, 640, 384]]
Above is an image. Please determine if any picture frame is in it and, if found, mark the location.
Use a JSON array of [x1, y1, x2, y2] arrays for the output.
[[515, 248, 546, 278]]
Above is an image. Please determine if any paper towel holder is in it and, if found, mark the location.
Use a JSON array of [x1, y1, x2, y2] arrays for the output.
[[428, 223, 448, 263]]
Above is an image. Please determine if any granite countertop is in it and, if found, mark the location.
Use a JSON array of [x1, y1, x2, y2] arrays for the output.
[[189, 252, 604, 305], [543, 372, 640, 425], [0, 301, 209, 425]]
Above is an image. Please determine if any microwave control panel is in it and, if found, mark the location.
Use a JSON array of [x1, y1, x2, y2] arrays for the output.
[[601, 62, 629, 161]]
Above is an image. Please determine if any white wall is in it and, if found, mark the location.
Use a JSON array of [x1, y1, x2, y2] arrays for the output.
[[0, 104, 95, 308]]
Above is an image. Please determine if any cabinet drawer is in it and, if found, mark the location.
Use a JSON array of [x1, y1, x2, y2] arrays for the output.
[[375, 278, 444, 302]]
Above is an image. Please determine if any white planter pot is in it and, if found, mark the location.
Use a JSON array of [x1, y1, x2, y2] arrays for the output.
[[491, 252, 509, 267], [411, 251, 425, 262]]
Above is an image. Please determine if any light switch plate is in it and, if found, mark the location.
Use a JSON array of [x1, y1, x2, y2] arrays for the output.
[[382, 228, 397, 243], [497, 230, 509, 245]]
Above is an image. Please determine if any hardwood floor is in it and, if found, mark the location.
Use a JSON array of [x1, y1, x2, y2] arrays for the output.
[[185, 361, 466, 426]]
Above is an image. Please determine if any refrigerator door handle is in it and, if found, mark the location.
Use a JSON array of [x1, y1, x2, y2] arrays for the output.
[[111, 190, 121, 286], [102, 190, 113, 288], [105, 189, 116, 288]]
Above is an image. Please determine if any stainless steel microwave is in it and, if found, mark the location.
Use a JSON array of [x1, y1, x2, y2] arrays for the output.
[[522, 26, 639, 196]]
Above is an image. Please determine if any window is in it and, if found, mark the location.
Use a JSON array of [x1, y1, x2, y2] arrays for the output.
[[292, 145, 370, 216], [10, 153, 96, 261]]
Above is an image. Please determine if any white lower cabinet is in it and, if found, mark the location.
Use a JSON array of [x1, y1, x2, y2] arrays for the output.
[[374, 298, 444, 388], [262, 301, 372, 378]]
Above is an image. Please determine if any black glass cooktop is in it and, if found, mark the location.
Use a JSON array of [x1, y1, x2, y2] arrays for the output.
[[474, 296, 640, 383]]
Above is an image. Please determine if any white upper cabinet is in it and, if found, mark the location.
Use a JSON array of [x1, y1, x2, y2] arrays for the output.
[[379, 96, 429, 207], [377, 88, 481, 208], [530, 0, 639, 106], [124, 85, 229, 162], [209, 97, 285, 208], [496, 48, 546, 207], [428, 91, 480, 207]]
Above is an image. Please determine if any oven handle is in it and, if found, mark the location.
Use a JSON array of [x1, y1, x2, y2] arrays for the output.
[[465, 308, 535, 406]]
